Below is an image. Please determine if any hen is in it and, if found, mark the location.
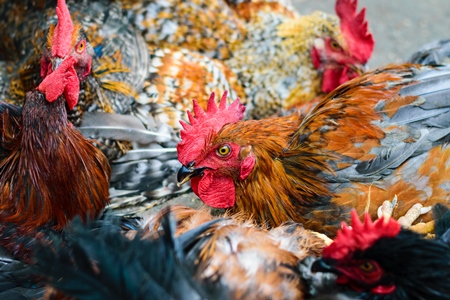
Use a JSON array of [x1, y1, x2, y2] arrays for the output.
[[311, 209, 450, 299], [0, 0, 110, 233], [177, 64, 450, 236]]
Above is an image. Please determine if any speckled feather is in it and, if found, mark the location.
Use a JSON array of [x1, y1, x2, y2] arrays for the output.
[[120, 0, 246, 60]]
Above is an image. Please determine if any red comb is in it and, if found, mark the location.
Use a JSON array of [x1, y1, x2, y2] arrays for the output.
[[322, 210, 401, 260], [177, 91, 246, 165], [52, 0, 74, 58], [336, 0, 374, 64]]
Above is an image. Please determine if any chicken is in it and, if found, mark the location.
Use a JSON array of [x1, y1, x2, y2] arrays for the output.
[[0, 0, 110, 234], [122, 0, 374, 118], [223, 0, 374, 118], [177, 64, 450, 237], [310, 209, 450, 299]]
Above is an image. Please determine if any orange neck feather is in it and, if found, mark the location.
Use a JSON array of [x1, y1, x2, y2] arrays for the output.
[[218, 114, 344, 235]]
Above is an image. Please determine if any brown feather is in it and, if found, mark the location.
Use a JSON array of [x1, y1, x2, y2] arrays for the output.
[[0, 92, 110, 232], [147, 205, 327, 300]]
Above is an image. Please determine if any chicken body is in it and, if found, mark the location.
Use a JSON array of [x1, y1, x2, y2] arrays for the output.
[[178, 64, 450, 236], [145, 206, 328, 299], [0, 94, 110, 231]]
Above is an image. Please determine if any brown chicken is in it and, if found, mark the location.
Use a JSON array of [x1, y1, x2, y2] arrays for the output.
[[142, 205, 329, 300], [0, 0, 110, 233], [177, 64, 450, 236]]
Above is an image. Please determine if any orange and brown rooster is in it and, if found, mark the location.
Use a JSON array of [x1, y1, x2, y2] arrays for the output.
[[177, 64, 450, 236]]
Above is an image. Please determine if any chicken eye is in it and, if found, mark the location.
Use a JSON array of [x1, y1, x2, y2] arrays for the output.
[[216, 145, 231, 157], [76, 40, 86, 54], [359, 261, 374, 272], [330, 39, 341, 50]]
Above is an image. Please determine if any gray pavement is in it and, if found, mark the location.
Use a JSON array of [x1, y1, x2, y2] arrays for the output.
[[293, 0, 450, 68]]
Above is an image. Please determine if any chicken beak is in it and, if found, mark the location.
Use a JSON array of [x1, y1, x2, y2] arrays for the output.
[[177, 165, 209, 187], [52, 57, 64, 71], [352, 63, 367, 76], [311, 258, 340, 274]]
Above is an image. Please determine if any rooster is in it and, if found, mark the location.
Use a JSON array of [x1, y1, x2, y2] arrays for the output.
[[310, 209, 450, 299], [177, 64, 450, 237], [0, 0, 110, 235], [223, 0, 374, 118]]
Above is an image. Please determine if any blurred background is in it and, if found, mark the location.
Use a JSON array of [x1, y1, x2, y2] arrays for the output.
[[293, 0, 450, 68]]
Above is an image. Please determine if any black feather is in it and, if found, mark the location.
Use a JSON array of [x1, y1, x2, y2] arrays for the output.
[[433, 203, 450, 243], [33, 213, 227, 300]]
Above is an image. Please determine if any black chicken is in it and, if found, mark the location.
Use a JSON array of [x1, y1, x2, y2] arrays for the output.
[[311, 209, 450, 299]]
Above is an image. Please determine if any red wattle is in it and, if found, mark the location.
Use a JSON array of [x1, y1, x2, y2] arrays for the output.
[[63, 66, 80, 110], [322, 68, 342, 93], [37, 56, 79, 108], [191, 172, 236, 208]]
